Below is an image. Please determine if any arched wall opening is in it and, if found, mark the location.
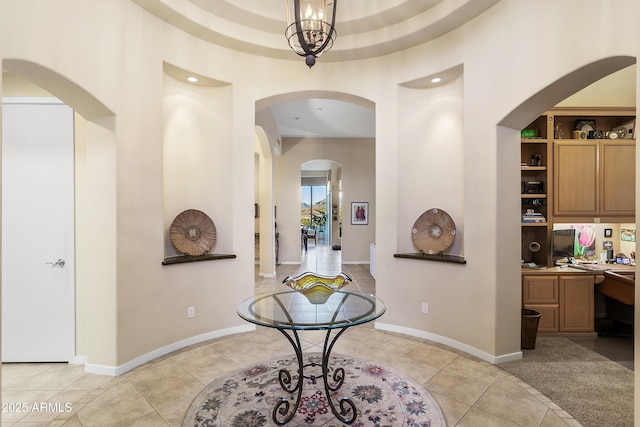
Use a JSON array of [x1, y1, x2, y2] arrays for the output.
[[257, 91, 375, 267], [1, 60, 118, 368], [494, 56, 637, 358]]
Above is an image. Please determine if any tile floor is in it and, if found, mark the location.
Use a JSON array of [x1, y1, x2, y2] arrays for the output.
[[2, 244, 582, 426]]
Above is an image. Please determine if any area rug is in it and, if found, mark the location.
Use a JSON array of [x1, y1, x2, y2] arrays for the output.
[[183, 353, 446, 427]]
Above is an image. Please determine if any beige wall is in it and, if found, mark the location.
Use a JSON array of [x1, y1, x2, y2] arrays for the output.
[[0, 0, 637, 380]]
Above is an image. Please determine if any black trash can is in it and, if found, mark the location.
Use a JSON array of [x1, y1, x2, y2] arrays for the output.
[[521, 308, 541, 350]]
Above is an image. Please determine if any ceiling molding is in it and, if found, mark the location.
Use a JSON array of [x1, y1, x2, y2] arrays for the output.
[[131, 0, 500, 62]]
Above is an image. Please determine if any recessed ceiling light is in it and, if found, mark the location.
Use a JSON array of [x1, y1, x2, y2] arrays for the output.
[[431, 77, 442, 83], [187, 76, 198, 83]]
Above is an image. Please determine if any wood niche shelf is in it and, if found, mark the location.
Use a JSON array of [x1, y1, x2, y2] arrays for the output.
[[162, 254, 237, 265], [394, 252, 467, 264]]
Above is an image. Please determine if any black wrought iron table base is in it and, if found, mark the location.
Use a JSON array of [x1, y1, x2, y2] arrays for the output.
[[273, 327, 357, 425]]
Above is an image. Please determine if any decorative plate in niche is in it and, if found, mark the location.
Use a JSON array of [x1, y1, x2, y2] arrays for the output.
[[411, 208, 456, 254], [170, 209, 217, 256]]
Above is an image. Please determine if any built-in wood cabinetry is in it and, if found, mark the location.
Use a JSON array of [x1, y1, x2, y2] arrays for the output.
[[558, 275, 595, 333], [521, 275, 559, 333], [553, 140, 599, 216], [521, 108, 636, 265], [554, 138, 635, 219], [599, 140, 635, 216], [523, 273, 595, 334]]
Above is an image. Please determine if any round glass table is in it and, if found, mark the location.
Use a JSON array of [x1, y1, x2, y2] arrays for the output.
[[237, 290, 386, 425]]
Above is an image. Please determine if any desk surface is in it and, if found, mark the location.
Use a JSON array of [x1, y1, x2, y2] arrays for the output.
[[523, 263, 635, 275], [237, 290, 386, 330]]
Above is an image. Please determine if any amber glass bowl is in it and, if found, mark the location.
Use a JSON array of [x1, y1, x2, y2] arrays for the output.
[[282, 272, 352, 304]]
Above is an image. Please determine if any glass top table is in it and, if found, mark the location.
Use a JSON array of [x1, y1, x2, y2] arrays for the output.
[[237, 290, 386, 425], [237, 290, 385, 330]]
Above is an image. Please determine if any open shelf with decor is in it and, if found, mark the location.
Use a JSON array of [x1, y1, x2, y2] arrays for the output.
[[520, 114, 553, 266]]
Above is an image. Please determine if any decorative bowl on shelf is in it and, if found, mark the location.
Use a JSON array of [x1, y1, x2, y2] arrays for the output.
[[282, 272, 352, 304]]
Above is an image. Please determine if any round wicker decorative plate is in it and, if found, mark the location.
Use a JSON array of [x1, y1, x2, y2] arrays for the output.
[[411, 208, 456, 254], [170, 209, 217, 256]]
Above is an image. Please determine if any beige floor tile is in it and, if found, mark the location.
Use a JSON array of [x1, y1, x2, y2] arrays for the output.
[[126, 411, 171, 426], [181, 356, 243, 385], [425, 368, 493, 406], [156, 396, 196, 427], [1, 363, 55, 389], [76, 382, 156, 427], [12, 364, 86, 391], [402, 342, 460, 370], [1, 390, 59, 423], [541, 409, 577, 427], [445, 356, 502, 384], [457, 407, 522, 426], [127, 360, 204, 409], [18, 389, 86, 423], [388, 355, 441, 385], [428, 390, 472, 426], [473, 375, 547, 426], [166, 343, 229, 373]]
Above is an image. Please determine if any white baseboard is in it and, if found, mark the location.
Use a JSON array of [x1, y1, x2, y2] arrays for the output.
[[84, 324, 256, 376], [82, 321, 523, 377], [375, 322, 523, 364], [70, 355, 88, 365], [259, 272, 276, 278]]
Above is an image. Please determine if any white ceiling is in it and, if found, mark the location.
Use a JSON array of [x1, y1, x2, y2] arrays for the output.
[[136, 0, 499, 141], [270, 98, 374, 138]]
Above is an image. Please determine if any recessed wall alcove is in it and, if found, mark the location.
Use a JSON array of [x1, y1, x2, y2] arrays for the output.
[[162, 63, 235, 260], [396, 65, 465, 260]]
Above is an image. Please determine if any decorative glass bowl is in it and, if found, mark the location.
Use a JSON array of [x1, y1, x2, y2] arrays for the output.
[[282, 272, 352, 304]]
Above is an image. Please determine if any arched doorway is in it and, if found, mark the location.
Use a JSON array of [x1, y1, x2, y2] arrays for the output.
[[1, 60, 117, 366], [256, 92, 375, 267], [497, 56, 636, 357]]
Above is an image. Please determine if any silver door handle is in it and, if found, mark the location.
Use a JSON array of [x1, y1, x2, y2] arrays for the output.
[[46, 259, 66, 268]]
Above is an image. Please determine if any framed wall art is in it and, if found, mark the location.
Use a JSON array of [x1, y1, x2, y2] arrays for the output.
[[621, 229, 635, 242], [351, 202, 368, 225]]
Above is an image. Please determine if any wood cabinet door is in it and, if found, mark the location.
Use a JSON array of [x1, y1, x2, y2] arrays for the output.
[[600, 141, 635, 216], [559, 275, 594, 332], [522, 275, 558, 304], [524, 304, 559, 333], [553, 141, 598, 216]]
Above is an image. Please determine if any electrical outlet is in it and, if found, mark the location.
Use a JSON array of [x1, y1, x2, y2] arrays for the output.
[[421, 303, 429, 314], [187, 306, 195, 318]]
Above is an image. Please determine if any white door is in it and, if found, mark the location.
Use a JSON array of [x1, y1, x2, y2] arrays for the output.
[[2, 98, 75, 362]]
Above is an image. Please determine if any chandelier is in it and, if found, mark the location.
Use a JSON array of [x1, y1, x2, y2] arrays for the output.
[[286, 0, 337, 68]]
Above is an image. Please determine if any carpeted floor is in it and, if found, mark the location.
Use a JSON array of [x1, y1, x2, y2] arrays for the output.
[[500, 337, 633, 427], [183, 353, 446, 427]]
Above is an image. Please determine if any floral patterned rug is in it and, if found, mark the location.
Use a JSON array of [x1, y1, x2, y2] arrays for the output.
[[183, 354, 446, 427]]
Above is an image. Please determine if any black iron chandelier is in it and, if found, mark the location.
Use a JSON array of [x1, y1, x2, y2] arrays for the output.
[[285, 0, 337, 68]]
